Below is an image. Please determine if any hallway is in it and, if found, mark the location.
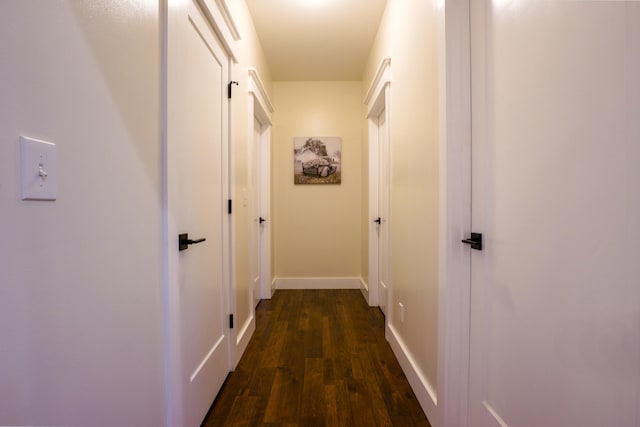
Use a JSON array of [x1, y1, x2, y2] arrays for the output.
[[203, 290, 430, 426], [3, 1, 639, 426]]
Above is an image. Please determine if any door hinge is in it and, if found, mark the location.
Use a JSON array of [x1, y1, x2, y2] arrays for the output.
[[228, 81, 239, 99], [229, 314, 234, 329], [228, 199, 232, 214]]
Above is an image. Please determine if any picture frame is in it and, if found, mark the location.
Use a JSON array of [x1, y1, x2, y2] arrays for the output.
[[293, 137, 342, 185]]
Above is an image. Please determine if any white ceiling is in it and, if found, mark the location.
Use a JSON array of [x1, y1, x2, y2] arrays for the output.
[[245, 0, 388, 81]]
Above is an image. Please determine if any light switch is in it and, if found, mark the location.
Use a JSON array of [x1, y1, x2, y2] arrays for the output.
[[20, 136, 57, 201]]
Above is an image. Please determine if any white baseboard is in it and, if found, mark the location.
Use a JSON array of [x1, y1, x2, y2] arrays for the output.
[[386, 323, 438, 424], [274, 277, 362, 290], [360, 278, 369, 302], [233, 315, 255, 370]]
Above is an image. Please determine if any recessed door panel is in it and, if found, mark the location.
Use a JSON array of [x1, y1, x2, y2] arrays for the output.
[[378, 110, 389, 316], [251, 118, 262, 307]]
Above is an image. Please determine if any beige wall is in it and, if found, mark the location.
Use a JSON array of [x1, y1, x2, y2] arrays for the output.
[[363, 0, 440, 392], [227, 0, 273, 347], [272, 82, 363, 279], [0, 1, 164, 425]]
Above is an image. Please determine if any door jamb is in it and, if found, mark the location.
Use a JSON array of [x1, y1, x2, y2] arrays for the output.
[[248, 69, 273, 301], [365, 57, 391, 308], [436, 1, 472, 427]]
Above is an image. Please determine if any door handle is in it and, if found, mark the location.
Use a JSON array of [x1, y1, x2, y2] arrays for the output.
[[259, 217, 266, 224], [461, 232, 482, 251], [178, 233, 206, 251], [374, 217, 382, 224]]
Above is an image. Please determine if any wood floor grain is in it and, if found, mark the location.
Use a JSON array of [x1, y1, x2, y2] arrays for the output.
[[202, 289, 431, 427]]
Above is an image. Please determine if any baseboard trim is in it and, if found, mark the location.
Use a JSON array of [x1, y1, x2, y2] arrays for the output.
[[386, 323, 438, 424], [233, 314, 255, 369], [274, 277, 362, 290], [360, 278, 369, 303]]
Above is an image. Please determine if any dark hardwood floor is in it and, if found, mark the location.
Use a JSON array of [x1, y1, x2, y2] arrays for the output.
[[202, 289, 431, 427]]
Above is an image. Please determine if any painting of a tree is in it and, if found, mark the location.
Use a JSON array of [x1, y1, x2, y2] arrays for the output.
[[301, 138, 328, 157]]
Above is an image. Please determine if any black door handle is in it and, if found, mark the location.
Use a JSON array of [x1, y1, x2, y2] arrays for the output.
[[259, 217, 266, 224], [179, 233, 206, 251], [461, 232, 482, 251], [374, 217, 382, 224]]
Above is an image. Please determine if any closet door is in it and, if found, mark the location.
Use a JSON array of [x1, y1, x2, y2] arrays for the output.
[[467, 2, 640, 426]]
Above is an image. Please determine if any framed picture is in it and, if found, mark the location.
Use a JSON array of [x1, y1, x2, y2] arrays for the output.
[[293, 137, 342, 185]]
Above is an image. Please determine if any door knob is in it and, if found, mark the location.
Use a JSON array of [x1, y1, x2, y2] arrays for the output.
[[461, 232, 483, 251], [374, 217, 382, 224], [259, 217, 266, 224], [178, 233, 206, 251]]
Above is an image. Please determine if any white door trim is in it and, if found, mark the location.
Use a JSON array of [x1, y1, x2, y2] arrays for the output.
[[366, 58, 391, 308], [248, 68, 274, 121], [435, 1, 474, 427], [162, 0, 235, 425], [248, 68, 273, 301], [196, 0, 239, 62], [364, 57, 391, 111]]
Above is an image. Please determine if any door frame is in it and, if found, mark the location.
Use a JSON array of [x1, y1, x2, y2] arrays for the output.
[[365, 58, 391, 308], [247, 68, 273, 300], [232, 68, 273, 369], [435, 1, 474, 427], [162, 0, 239, 425]]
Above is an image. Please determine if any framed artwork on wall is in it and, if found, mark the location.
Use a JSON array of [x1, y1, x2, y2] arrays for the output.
[[293, 137, 342, 185]]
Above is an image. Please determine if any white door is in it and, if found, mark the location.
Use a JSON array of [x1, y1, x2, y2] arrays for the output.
[[377, 110, 390, 316], [250, 118, 262, 307], [168, 1, 230, 425], [468, 2, 640, 426]]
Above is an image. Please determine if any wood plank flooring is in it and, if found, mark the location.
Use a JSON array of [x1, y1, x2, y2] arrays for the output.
[[202, 289, 431, 427]]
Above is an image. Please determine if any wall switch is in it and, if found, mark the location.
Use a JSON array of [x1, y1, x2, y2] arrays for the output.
[[399, 302, 405, 323], [20, 136, 57, 201]]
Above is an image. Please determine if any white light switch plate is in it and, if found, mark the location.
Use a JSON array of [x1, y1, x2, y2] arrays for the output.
[[20, 136, 57, 201]]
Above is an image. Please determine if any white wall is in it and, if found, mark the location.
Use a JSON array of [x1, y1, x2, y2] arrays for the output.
[[363, 0, 440, 416], [0, 2, 164, 425], [272, 82, 363, 286]]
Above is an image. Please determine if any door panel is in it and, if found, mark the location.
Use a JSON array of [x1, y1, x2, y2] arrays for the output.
[[251, 118, 261, 307], [174, 2, 230, 426], [468, 2, 640, 426], [378, 110, 389, 316]]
